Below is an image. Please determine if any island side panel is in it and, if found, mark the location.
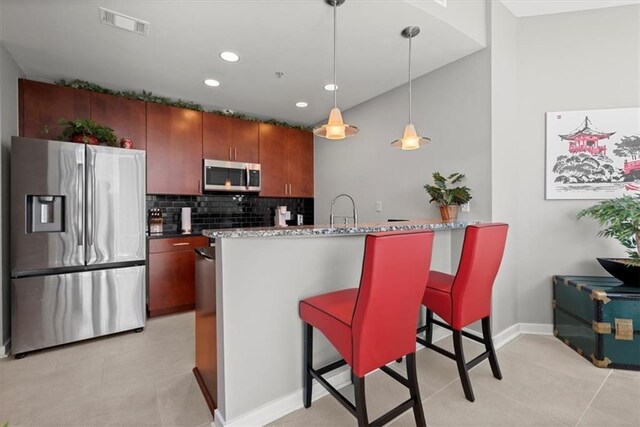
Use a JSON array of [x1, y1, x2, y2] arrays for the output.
[[218, 234, 366, 421]]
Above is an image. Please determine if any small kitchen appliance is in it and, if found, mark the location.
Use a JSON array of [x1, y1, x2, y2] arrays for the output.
[[274, 206, 290, 227]]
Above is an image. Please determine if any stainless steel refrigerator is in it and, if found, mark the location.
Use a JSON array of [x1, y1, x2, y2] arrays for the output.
[[10, 137, 146, 356]]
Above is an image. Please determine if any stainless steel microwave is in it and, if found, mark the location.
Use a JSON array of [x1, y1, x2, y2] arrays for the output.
[[203, 159, 261, 192]]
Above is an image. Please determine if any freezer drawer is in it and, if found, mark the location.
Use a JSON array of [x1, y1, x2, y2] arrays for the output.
[[11, 266, 146, 354]]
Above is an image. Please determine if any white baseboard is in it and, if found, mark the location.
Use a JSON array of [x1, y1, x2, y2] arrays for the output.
[[0, 338, 10, 358], [213, 323, 553, 427], [215, 366, 352, 427]]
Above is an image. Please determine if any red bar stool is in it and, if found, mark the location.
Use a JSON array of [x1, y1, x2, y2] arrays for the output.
[[417, 223, 508, 402], [299, 230, 434, 427]]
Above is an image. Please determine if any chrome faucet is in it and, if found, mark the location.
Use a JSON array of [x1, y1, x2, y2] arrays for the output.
[[329, 193, 358, 228]]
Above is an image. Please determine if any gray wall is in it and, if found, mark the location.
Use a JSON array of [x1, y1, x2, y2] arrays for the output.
[[515, 5, 640, 324], [0, 37, 24, 353], [489, 0, 519, 332], [314, 48, 492, 225]]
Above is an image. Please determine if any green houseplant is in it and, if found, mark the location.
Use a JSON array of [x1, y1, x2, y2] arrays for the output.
[[58, 118, 118, 146], [577, 195, 640, 284], [424, 172, 472, 221]]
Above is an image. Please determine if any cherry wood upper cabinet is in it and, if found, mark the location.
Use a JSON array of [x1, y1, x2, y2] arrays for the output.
[[202, 113, 259, 163], [90, 92, 147, 150], [286, 128, 314, 198], [202, 113, 232, 160], [230, 118, 259, 163], [19, 79, 91, 139], [146, 103, 203, 195], [258, 123, 287, 197]]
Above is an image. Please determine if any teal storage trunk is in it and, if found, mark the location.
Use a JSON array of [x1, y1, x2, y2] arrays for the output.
[[552, 275, 640, 371]]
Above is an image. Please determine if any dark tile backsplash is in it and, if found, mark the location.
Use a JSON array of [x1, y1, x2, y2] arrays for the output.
[[146, 194, 314, 233]]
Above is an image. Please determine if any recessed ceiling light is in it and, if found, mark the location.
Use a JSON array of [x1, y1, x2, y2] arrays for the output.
[[204, 79, 220, 87], [296, 102, 308, 108], [324, 83, 338, 91], [220, 51, 239, 62]]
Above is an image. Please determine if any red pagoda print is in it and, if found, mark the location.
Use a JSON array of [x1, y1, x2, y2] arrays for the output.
[[559, 116, 615, 155]]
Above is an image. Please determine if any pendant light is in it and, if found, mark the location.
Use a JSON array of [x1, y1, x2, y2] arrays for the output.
[[313, 0, 358, 140], [391, 26, 430, 150]]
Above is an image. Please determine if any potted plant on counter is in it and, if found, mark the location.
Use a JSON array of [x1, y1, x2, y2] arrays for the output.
[[424, 172, 472, 222], [577, 195, 640, 285], [58, 118, 118, 146]]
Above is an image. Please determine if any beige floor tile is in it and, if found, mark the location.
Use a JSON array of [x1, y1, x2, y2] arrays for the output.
[[268, 391, 357, 427], [500, 334, 611, 384], [393, 381, 564, 427], [0, 357, 104, 425], [469, 352, 604, 426], [587, 370, 640, 425], [156, 371, 213, 427], [577, 406, 635, 426], [0, 346, 60, 386]]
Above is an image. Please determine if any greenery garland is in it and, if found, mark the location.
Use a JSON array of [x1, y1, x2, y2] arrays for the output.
[[56, 79, 312, 131]]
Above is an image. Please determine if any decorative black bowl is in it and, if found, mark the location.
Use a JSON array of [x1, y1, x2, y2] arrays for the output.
[[597, 258, 640, 286]]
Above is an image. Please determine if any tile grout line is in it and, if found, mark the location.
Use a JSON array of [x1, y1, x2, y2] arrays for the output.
[[572, 369, 612, 427]]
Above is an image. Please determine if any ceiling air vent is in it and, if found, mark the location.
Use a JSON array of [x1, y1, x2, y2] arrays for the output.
[[99, 7, 149, 36]]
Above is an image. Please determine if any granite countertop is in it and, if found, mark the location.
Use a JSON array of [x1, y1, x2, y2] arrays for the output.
[[202, 219, 480, 239]]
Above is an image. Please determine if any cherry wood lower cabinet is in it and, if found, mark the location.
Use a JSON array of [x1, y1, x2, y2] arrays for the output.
[[148, 236, 209, 317]]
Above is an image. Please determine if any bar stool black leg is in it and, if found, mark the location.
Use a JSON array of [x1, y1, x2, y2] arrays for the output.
[[425, 310, 434, 345], [452, 330, 475, 402], [406, 353, 426, 427], [354, 375, 369, 427], [482, 316, 502, 380], [303, 322, 313, 408]]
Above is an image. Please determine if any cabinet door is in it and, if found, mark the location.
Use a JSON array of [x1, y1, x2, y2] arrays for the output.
[[91, 92, 147, 150], [203, 112, 232, 161], [286, 128, 314, 197], [19, 79, 91, 139], [258, 124, 287, 197], [148, 250, 197, 317], [146, 103, 203, 195], [231, 118, 259, 163]]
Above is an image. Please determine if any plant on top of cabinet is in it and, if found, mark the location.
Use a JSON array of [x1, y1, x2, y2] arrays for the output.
[[577, 195, 640, 284], [424, 172, 472, 222], [57, 118, 118, 146]]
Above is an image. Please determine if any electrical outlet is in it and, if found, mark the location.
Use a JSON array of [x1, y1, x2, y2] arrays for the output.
[[461, 202, 470, 213], [375, 201, 383, 212]]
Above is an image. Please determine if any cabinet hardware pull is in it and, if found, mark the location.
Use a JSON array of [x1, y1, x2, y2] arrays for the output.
[[173, 242, 190, 246], [289, 184, 292, 195], [229, 147, 232, 160], [234, 147, 237, 160]]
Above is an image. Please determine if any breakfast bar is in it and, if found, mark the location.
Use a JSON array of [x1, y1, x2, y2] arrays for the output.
[[198, 220, 478, 426]]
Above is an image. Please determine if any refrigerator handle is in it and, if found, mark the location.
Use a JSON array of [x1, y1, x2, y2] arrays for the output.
[[87, 156, 95, 246], [77, 162, 84, 246]]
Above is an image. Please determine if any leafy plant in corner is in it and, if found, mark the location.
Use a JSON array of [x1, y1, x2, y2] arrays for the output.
[[577, 195, 640, 266], [58, 118, 118, 146], [424, 172, 472, 207]]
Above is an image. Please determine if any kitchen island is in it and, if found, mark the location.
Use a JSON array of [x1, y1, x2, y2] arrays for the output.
[[200, 220, 477, 426]]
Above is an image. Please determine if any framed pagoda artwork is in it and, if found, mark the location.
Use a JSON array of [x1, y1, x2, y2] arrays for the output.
[[546, 107, 640, 200]]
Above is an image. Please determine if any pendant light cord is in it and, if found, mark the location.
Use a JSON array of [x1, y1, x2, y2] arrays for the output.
[[333, 0, 338, 109], [408, 34, 412, 124]]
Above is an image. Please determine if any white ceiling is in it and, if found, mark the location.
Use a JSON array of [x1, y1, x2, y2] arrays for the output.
[[501, 0, 640, 17], [0, 0, 485, 126]]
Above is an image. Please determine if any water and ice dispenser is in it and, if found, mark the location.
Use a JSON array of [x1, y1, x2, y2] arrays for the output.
[[26, 195, 65, 233]]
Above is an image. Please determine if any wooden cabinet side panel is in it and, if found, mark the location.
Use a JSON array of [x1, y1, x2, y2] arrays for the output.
[[258, 123, 287, 197], [231, 118, 259, 163], [286, 129, 314, 197], [203, 112, 232, 160], [19, 79, 91, 139], [148, 250, 197, 315], [146, 103, 203, 195], [91, 92, 147, 150]]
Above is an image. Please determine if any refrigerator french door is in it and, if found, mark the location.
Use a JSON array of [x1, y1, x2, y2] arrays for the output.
[[10, 137, 146, 355]]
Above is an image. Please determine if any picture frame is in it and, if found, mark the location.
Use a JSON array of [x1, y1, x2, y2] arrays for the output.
[[545, 107, 640, 200]]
